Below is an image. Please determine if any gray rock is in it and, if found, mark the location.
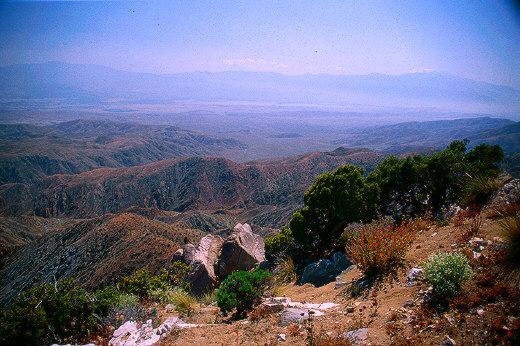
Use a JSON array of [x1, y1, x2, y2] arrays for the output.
[[402, 299, 414, 308], [187, 235, 223, 295], [279, 308, 309, 326], [488, 179, 520, 208], [172, 248, 183, 262], [443, 335, 456, 346], [109, 316, 196, 346], [339, 328, 368, 345], [216, 223, 265, 278], [332, 252, 350, 269], [335, 281, 351, 289], [406, 267, 423, 287], [302, 259, 337, 286], [181, 243, 196, 265], [302, 253, 352, 286]]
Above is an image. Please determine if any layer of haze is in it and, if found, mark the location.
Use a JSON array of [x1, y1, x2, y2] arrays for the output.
[[1, 0, 520, 89]]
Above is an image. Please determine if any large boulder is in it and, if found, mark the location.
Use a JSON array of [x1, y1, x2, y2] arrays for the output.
[[216, 223, 265, 277], [172, 243, 196, 264], [301, 252, 352, 286], [187, 234, 223, 295]]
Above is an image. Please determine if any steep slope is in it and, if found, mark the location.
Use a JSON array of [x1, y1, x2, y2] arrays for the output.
[[0, 148, 394, 228], [0, 212, 205, 307], [0, 216, 72, 268], [0, 120, 245, 185]]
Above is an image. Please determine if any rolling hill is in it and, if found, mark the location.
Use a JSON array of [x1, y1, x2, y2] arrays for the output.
[[0, 148, 398, 228], [0, 211, 206, 307], [0, 120, 245, 185]]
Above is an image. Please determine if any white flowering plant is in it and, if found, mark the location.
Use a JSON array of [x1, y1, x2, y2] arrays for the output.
[[423, 252, 473, 299]]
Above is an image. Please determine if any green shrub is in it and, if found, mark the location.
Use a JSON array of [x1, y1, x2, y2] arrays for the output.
[[116, 293, 140, 308], [290, 165, 380, 255], [265, 227, 295, 262], [216, 268, 271, 318], [167, 261, 191, 292], [423, 252, 473, 299], [119, 263, 191, 300], [119, 268, 171, 298], [93, 285, 120, 316], [499, 212, 520, 267], [0, 278, 102, 345]]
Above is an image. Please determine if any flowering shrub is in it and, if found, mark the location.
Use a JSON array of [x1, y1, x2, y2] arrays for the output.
[[423, 252, 473, 298], [344, 220, 418, 276]]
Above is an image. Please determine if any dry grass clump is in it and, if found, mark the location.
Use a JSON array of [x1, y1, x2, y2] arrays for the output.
[[457, 211, 483, 243], [276, 256, 297, 284], [149, 287, 196, 316], [248, 305, 276, 321], [499, 211, 520, 268], [461, 175, 501, 208], [198, 289, 217, 307], [488, 202, 520, 219]]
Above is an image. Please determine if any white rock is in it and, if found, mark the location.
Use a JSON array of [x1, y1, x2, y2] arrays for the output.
[[112, 321, 138, 339], [318, 302, 339, 310], [277, 333, 286, 341]]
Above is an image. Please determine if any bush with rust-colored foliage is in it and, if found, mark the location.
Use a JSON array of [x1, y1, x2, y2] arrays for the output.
[[344, 219, 418, 276]]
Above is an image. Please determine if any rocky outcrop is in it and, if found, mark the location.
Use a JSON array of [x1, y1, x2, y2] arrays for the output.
[[187, 234, 224, 295], [301, 252, 352, 286], [216, 223, 266, 277], [181, 223, 266, 295], [488, 179, 520, 208]]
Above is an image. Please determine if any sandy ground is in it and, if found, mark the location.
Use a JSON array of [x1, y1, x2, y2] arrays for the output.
[[155, 216, 513, 345]]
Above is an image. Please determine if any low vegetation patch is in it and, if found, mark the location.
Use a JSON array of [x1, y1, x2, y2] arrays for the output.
[[216, 268, 271, 318], [499, 211, 520, 267], [423, 252, 473, 299], [344, 219, 418, 276], [460, 175, 501, 208], [0, 278, 107, 345]]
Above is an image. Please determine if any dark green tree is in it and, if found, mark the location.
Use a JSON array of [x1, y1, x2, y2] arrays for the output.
[[465, 143, 504, 178], [369, 140, 504, 219], [290, 165, 379, 255]]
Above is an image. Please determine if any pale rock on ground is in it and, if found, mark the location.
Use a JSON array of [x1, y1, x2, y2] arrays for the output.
[[109, 317, 197, 346]]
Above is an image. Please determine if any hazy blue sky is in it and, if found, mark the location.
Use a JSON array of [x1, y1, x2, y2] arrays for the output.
[[1, 0, 520, 88]]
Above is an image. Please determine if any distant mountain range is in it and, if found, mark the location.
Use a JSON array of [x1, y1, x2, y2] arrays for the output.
[[1, 62, 519, 115], [336, 117, 516, 152]]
